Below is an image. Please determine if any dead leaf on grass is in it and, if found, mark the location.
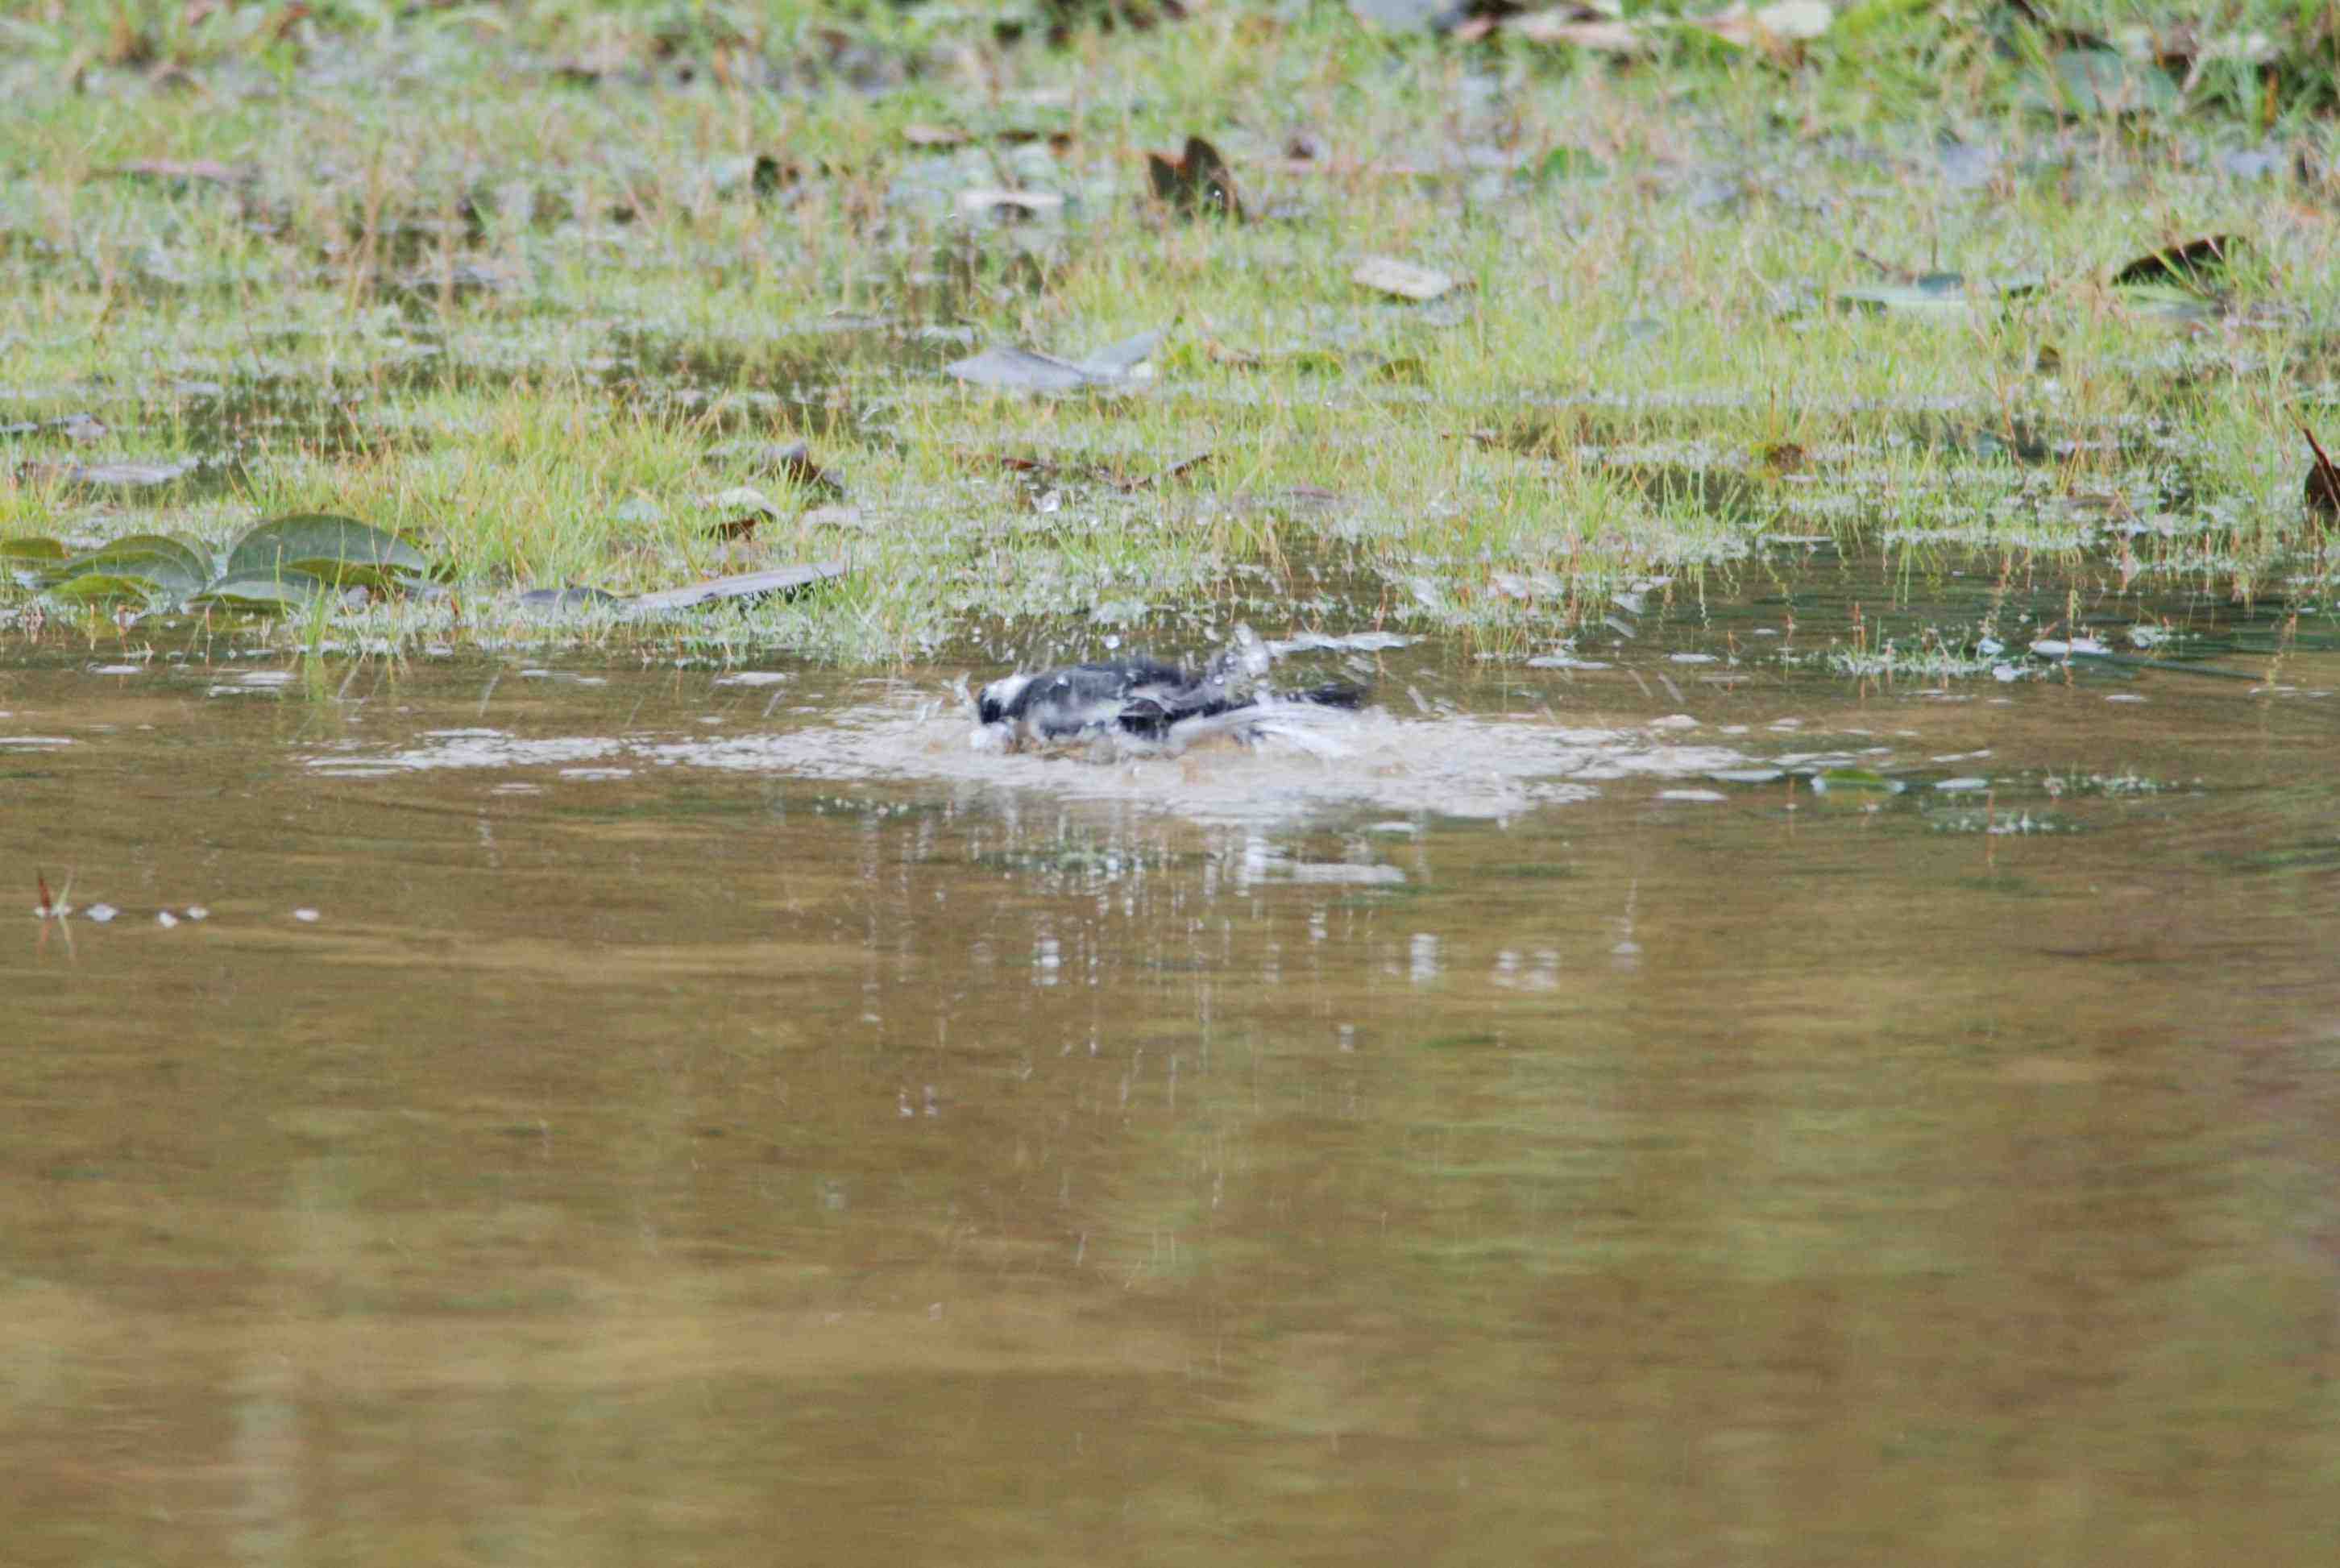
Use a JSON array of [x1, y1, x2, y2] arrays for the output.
[[1147, 135, 1243, 221], [2301, 425, 2340, 521], [2109, 234, 2242, 288], [1116, 452, 1215, 492], [106, 158, 250, 185], [956, 188, 1064, 219], [946, 347, 1101, 394], [1688, 1, 1833, 48], [629, 560, 848, 613], [1508, 7, 1645, 52], [947, 330, 1163, 393], [709, 438, 842, 495], [701, 485, 782, 518], [18, 458, 200, 490], [1351, 256, 1458, 301]]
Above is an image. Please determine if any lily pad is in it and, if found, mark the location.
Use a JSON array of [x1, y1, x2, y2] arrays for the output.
[[46, 534, 214, 599], [0, 537, 68, 562], [44, 573, 161, 607], [226, 514, 429, 584], [189, 570, 329, 612]]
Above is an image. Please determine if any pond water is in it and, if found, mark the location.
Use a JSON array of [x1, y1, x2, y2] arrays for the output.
[[5, 596, 2339, 1564]]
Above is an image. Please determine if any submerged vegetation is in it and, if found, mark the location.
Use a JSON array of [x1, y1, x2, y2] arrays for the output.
[[5, 1, 2340, 668]]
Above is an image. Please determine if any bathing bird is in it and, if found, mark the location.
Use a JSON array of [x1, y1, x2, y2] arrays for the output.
[[975, 649, 1367, 752]]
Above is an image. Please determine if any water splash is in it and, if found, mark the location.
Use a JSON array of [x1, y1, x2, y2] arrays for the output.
[[309, 689, 1751, 827]]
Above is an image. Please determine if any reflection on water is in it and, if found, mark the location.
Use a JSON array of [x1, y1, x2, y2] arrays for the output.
[[4, 644, 2339, 1564]]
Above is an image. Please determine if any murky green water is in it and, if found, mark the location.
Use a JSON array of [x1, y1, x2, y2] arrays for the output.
[[5, 612, 2339, 1565]]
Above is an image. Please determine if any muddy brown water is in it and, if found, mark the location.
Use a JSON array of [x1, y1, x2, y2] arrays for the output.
[[4, 627, 2339, 1566]]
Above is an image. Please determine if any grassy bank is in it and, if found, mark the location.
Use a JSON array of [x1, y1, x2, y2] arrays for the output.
[[4, 1, 2339, 666]]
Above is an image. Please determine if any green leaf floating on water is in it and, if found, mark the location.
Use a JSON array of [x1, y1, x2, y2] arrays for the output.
[[20, 515, 432, 613], [45, 572, 162, 605], [45, 533, 214, 598], [190, 569, 330, 611], [226, 514, 429, 585]]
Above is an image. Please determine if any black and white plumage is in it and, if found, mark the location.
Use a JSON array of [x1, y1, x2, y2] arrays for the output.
[[975, 656, 1367, 753]]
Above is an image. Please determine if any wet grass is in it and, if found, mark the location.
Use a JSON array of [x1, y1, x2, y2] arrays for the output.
[[6, 3, 2340, 668]]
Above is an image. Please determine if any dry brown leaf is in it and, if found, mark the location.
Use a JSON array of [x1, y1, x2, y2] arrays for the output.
[[1689, 1, 1834, 48], [1508, 12, 1645, 52], [956, 188, 1064, 218], [1146, 135, 1242, 221], [108, 158, 247, 184], [2301, 425, 2340, 520], [1351, 256, 1458, 302]]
